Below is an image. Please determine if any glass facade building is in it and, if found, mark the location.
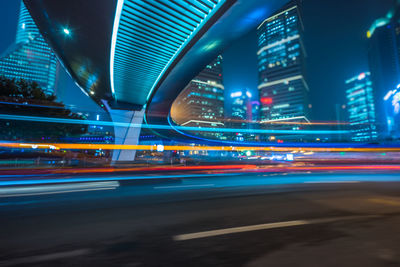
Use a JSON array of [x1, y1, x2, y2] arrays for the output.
[[383, 84, 400, 140], [367, 2, 400, 139], [257, 0, 310, 125], [345, 72, 378, 142], [229, 89, 255, 142], [171, 55, 225, 139], [230, 89, 252, 123], [0, 1, 58, 95]]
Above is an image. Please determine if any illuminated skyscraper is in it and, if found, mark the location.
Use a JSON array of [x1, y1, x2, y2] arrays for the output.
[[229, 89, 254, 142], [257, 0, 310, 125], [345, 72, 378, 142], [367, 1, 400, 138], [0, 1, 58, 95], [383, 84, 400, 140], [171, 55, 225, 139], [230, 89, 252, 123]]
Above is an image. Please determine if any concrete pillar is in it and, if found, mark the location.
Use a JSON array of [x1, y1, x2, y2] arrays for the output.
[[108, 108, 145, 163]]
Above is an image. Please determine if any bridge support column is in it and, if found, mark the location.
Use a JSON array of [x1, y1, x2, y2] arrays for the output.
[[108, 108, 145, 163]]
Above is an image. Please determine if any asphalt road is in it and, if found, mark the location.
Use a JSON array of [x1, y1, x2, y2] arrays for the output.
[[1, 172, 400, 266]]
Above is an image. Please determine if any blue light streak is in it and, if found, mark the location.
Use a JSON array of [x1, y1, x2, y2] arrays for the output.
[[0, 113, 349, 135], [2, 173, 400, 190], [0, 101, 64, 109], [0, 173, 241, 187]]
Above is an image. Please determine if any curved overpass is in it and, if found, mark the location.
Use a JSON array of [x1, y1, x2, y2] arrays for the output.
[[24, 0, 289, 143]]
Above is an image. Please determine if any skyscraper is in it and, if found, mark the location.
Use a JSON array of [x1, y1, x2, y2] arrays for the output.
[[170, 55, 225, 139], [345, 72, 378, 142], [230, 89, 252, 123], [0, 1, 58, 95], [383, 84, 400, 140], [367, 1, 400, 139], [257, 0, 310, 125], [229, 89, 255, 142]]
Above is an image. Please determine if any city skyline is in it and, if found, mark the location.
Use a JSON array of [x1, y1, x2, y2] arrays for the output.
[[0, 0, 395, 121], [223, 0, 394, 121], [2, 3, 400, 264]]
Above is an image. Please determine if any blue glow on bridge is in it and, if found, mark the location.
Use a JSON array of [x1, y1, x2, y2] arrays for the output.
[[0, 113, 350, 136], [110, 0, 125, 97], [111, 0, 226, 106]]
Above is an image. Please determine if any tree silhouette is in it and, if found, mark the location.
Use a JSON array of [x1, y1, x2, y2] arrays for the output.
[[0, 76, 87, 141]]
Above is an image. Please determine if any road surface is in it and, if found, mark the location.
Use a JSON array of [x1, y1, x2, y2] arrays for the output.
[[1, 172, 400, 266]]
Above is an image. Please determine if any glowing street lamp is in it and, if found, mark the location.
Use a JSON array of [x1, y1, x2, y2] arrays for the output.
[[63, 28, 70, 35]]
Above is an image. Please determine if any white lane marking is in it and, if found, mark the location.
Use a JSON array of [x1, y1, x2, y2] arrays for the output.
[[154, 184, 215, 190], [0, 249, 90, 266], [173, 215, 379, 241], [0, 181, 119, 197]]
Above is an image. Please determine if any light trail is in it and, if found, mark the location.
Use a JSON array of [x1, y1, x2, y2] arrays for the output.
[[0, 101, 65, 109], [1, 142, 400, 152], [1, 165, 400, 190], [0, 114, 348, 135], [0, 181, 120, 197], [176, 116, 351, 125], [1, 164, 400, 178]]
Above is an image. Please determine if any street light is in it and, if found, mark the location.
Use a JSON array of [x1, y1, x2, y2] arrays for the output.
[[63, 28, 70, 35]]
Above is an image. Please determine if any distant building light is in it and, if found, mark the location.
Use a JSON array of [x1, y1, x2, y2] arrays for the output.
[[358, 72, 366, 80], [90, 91, 95, 95], [286, 153, 294, 161], [96, 114, 100, 121], [273, 103, 290, 109], [21, 23, 25, 29], [230, 92, 242, 98], [384, 90, 394, 101], [246, 91, 252, 98], [156, 144, 164, 152], [260, 97, 273, 105], [63, 28, 71, 35]]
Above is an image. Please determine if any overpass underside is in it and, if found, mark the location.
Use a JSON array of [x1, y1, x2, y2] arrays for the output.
[[24, 0, 290, 162]]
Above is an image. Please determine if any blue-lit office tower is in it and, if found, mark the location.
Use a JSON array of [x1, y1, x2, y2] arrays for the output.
[[171, 55, 225, 139], [367, 1, 400, 139], [0, 2, 58, 95], [231, 89, 252, 123], [257, 0, 310, 126], [229, 89, 255, 141], [345, 72, 378, 142]]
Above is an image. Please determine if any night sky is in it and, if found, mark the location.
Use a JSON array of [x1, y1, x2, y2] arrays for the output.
[[0, 0, 105, 118], [0, 0, 395, 121]]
